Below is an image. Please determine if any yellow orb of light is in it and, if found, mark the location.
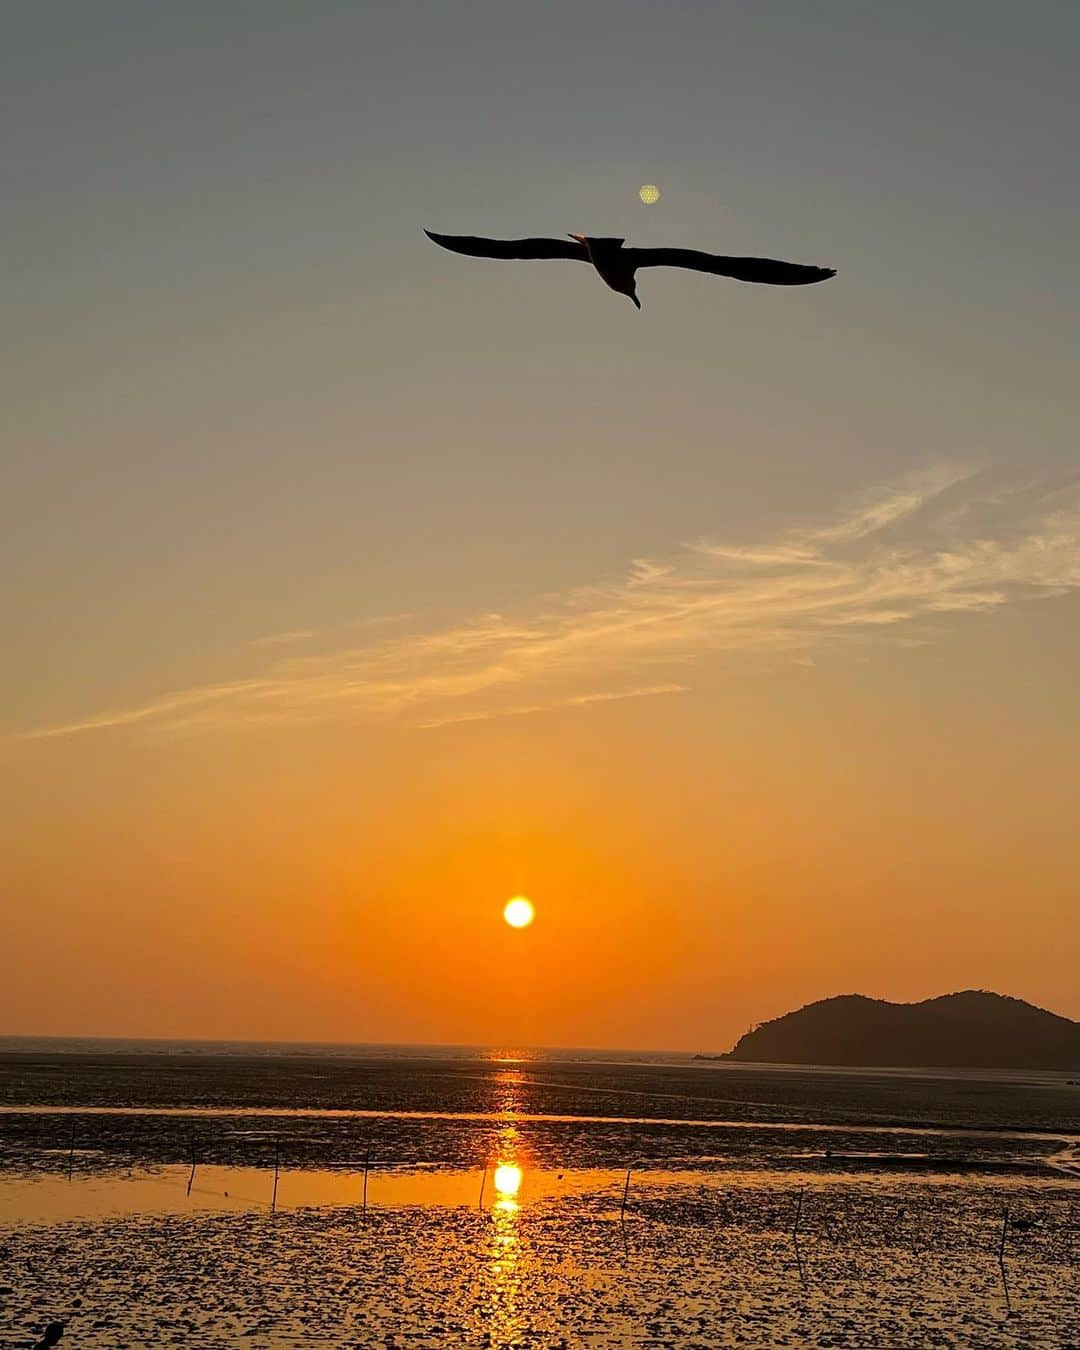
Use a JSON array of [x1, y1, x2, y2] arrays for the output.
[[493, 1163, 522, 1197], [639, 183, 661, 205], [503, 896, 535, 929]]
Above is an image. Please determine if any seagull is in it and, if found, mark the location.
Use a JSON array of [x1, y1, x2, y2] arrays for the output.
[[425, 230, 835, 309]]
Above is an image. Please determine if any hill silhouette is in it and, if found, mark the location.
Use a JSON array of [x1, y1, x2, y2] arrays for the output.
[[717, 991, 1080, 1071]]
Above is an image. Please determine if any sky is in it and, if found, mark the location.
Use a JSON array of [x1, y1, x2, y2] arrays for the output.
[[3, 1, 1079, 1049]]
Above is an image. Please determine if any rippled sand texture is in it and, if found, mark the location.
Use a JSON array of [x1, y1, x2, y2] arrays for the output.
[[3, 1179, 1077, 1348]]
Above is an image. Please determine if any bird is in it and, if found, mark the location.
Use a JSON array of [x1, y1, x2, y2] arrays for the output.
[[425, 230, 835, 309]]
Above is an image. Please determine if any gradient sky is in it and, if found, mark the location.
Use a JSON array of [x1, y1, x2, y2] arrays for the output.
[[3, 1, 1079, 1048]]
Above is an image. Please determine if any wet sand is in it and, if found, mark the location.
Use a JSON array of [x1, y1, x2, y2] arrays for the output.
[[3, 1045, 1078, 1133], [2, 1173, 1077, 1347]]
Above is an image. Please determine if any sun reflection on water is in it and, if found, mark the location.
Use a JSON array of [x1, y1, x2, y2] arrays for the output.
[[493, 1162, 522, 1209], [489, 1119, 524, 1213], [492, 1068, 525, 1116], [483, 1133, 526, 1338]]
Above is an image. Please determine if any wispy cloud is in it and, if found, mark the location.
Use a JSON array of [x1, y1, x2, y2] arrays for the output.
[[249, 613, 414, 646], [249, 629, 317, 648], [413, 683, 690, 730], [415, 683, 691, 731], [15, 467, 1080, 742]]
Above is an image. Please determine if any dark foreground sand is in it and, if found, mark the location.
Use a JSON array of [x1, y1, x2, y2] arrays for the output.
[[2, 1175, 1077, 1348]]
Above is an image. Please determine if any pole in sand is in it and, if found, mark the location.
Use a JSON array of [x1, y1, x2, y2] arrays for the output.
[[998, 1203, 1013, 1315], [792, 1187, 808, 1288], [362, 1145, 371, 1223]]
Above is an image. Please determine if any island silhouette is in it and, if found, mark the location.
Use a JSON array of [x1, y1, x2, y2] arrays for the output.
[[707, 990, 1080, 1071]]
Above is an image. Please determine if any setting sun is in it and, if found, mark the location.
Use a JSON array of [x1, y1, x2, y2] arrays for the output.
[[502, 897, 535, 929]]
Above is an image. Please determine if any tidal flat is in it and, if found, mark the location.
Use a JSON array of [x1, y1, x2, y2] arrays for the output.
[[1, 1045, 1077, 1346]]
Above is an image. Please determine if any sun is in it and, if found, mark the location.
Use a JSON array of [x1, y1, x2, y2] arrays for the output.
[[503, 896, 535, 929]]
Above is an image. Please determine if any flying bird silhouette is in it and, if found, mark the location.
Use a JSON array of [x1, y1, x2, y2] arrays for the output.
[[425, 230, 835, 309]]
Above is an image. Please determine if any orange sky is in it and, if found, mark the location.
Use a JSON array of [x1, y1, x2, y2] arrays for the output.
[[3, 3, 1079, 1047], [5, 600, 1078, 1048]]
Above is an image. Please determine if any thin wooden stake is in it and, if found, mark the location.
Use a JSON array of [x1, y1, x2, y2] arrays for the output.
[[362, 1145, 370, 1223], [271, 1137, 280, 1213], [792, 1187, 807, 1288], [187, 1132, 197, 1196], [618, 1167, 632, 1261], [67, 1122, 75, 1181], [998, 1203, 1012, 1315], [478, 1163, 487, 1210]]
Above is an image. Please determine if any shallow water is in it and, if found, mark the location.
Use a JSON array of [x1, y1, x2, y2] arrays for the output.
[[0, 1162, 626, 1224], [5, 1161, 1076, 1229]]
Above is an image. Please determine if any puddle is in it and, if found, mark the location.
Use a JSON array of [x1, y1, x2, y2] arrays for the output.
[[0, 1164, 637, 1225], [2, 1159, 1074, 1228]]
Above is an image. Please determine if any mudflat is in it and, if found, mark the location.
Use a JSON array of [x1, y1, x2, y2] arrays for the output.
[[1, 1044, 1077, 1346]]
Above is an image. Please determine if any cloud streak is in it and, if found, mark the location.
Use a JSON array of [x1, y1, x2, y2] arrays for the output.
[[15, 467, 1080, 741]]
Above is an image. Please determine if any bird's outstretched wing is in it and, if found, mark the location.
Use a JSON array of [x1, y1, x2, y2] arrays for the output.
[[629, 248, 835, 286], [425, 230, 588, 262]]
